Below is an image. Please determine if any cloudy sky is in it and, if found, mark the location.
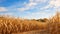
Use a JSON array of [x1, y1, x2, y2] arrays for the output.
[[0, 0, 60, 19]]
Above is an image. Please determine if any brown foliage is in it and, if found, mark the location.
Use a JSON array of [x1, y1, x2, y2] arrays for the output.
[[0, 16, 47, 34], [0, 12, 60, 34], [48, 12, 60, 34]]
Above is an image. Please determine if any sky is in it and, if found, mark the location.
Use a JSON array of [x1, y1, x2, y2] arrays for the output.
[[0, 0, 60, 19]]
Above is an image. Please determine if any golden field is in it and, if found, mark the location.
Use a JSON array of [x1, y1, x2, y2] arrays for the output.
[[0, 12, 60, 34]]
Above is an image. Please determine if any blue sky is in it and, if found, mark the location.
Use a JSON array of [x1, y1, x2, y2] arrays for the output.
[[0, 0, 60, 19]]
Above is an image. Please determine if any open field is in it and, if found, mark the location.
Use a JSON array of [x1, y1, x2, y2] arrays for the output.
[[12, 30, 49, 34], [0, 12, 60, 34]]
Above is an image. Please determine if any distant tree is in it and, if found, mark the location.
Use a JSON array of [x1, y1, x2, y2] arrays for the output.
[[36, 18, 48, 22]]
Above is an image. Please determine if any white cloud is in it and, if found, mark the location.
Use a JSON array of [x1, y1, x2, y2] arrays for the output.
[[40, 0, 60, 10], [30, 0, 47, 3], [17, 0, 60, 12], [50, 0, 60, 8], [26, 2, 37, 7], [31, 12, 46, 15], [22, 12, 49, 19], [23, 11, 56, 19], [17, 2, 37, 12], [0, 7, 8, 12], [17, 0, 47, 12], [17, 7, 29, 11]]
